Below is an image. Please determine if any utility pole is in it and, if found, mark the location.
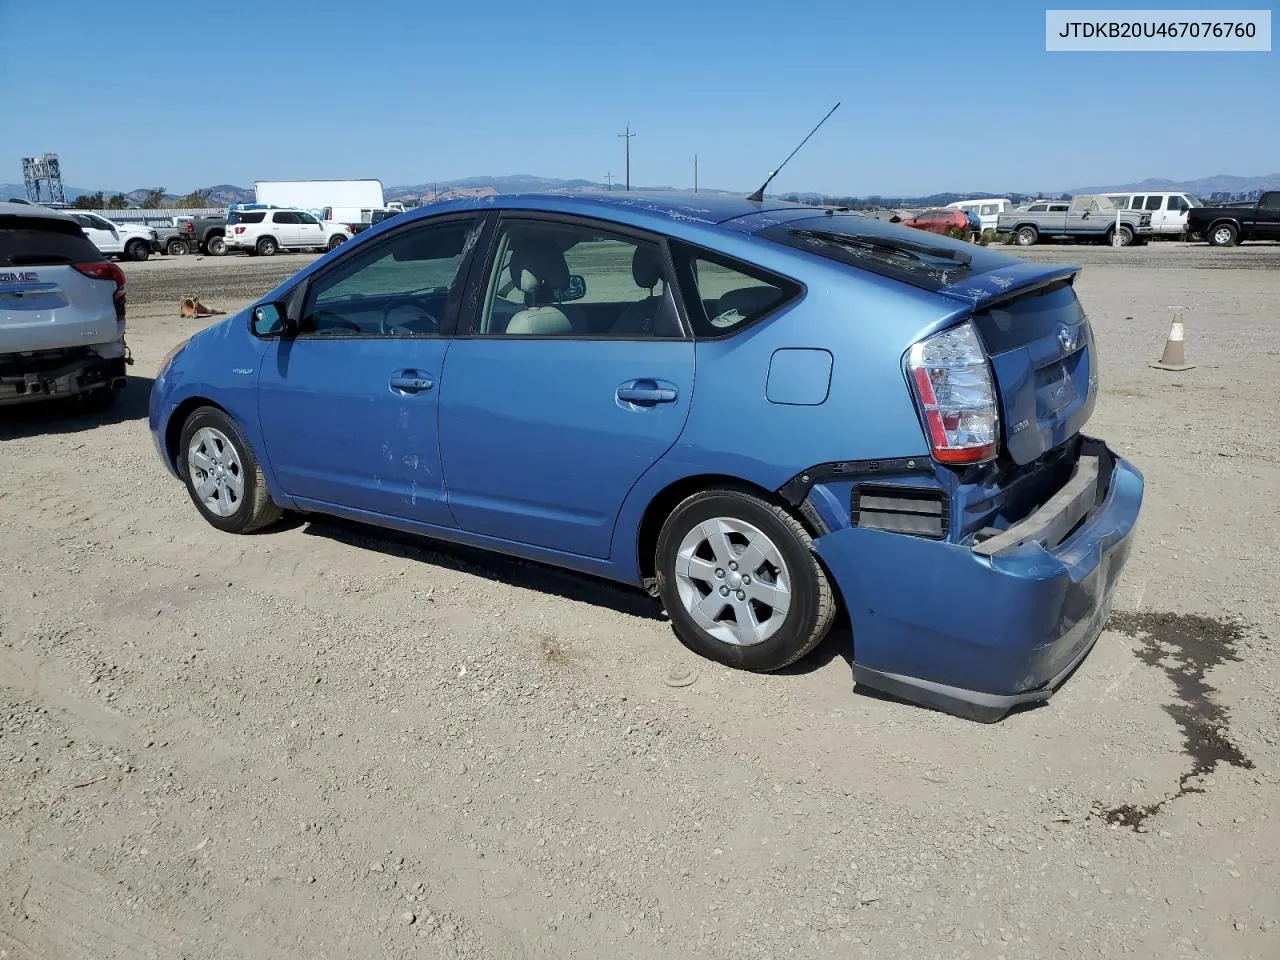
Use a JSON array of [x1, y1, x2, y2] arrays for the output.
[[693, 154, 698, 193], [605, 171, 613, 192], [618, 124, 634, 191]]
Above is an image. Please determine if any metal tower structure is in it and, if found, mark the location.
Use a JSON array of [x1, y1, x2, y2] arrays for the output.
[[21, 153, 66, 204]]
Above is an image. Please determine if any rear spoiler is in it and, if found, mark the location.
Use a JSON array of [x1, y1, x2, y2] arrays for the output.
[[934, 262, 1080, 312]]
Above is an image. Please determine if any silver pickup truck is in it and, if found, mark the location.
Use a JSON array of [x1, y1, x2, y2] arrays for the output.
[[998, 195, 1152, 246]]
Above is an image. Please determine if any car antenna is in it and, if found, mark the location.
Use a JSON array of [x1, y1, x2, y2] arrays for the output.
[[746, 101, 840, 203]]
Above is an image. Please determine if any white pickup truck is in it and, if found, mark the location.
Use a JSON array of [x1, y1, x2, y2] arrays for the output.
[[1, 202, 130, 408]]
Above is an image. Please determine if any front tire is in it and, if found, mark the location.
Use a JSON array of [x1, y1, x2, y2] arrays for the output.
[[1208, 223, 1238, 247], [166, 238, 189, 256], [1015, 225, 1038, 246], [1108, 225, 1135, 246], [328, 234, 347, 251], [655, 487, 835, 672], [126, 239, 151, 262], [178, 407, 282, 534]]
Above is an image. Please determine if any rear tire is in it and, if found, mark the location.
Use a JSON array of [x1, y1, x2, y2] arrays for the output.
[[166, 238, 189, 256], [256, 236, 278, 257], [655, 487, 836, 672], [178, 406, 282, 534], [205, 235, 227, 256], [1015, 225, 1038, 246], [125, 239, 150, 262], [1208, 223, 1238, 247]]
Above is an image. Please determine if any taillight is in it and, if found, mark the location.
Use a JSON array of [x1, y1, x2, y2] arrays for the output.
[[906, 321, 999, 465], [183, 221, 194, 232], [234, 226, 246, 234], [75, 261, 127, 302]]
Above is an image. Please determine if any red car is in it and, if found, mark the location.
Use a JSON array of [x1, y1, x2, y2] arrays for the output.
[[901, 208, 971, 237]]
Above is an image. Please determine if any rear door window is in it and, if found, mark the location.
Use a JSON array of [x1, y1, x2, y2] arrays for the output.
[[669, 242, 799, 337], [1145, 196, 1163, 211], [1, 216, 103, 267], [273, 211, 300, 224]]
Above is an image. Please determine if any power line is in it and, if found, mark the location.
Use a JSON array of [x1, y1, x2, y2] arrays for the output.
[[618, 124, 634, 191]]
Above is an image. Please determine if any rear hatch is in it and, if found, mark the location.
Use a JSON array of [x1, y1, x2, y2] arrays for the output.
[[1, 213, 120, 354], [937, 269, 1095, 465], [758, 214, 1094, 466]]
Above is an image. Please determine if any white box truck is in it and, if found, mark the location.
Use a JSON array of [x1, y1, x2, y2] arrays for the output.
[[253, 180, 400, 231]]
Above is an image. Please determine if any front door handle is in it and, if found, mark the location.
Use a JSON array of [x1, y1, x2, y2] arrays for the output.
[[617, 380, 678, 406], [389, 372, 433, 393]]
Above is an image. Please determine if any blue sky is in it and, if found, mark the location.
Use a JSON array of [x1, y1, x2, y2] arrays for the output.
[[1, 0, 1275, 195]]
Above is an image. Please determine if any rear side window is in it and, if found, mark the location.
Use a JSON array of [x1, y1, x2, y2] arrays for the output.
[[228, 211, 266, 225], [0, 216, 103, 267], [1145, 196, 1162, 211], [980, 204, 998, 216], [669, 241, 799, 338], [1028, 204, 1047, 212]]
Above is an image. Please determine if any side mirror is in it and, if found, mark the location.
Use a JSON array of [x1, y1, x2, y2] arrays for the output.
[[251, 302, 294, 338], [562, 274, 586, 302]]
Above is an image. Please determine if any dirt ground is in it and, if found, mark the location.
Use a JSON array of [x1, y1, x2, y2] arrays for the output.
[[2, 242, 1278, 960]]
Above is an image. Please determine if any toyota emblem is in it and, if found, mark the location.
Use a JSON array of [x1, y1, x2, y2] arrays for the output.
[[1058, 325, 1079, 353]]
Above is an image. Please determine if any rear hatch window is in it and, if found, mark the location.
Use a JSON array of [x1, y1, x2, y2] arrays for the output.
[[759, 213, 1021, 293], [1, 215, 103, 267]]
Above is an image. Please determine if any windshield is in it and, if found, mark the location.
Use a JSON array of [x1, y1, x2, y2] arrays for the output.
[[759, 214, 1020, 293]]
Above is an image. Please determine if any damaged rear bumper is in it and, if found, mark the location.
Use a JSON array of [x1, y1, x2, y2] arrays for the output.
[[809, 439, 1144, 722], [0, 344, 130, 406]]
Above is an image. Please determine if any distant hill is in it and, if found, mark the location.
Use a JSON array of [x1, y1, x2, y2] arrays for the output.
[[8, 171, 1277, 210], [382, 174, 727, 202], [1065, 173, 1280, 201]]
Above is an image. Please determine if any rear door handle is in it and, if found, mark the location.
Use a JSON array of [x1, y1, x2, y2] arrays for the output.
[[389, 372, 434, 393], [617, 380, 678, 406]]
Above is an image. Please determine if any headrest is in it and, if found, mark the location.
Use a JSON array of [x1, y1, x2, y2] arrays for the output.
[[632, 245, 663, 289], [509, 240, 570, 300]]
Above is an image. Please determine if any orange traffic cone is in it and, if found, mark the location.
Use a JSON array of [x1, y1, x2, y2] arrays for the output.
[[1151, 312, 1194, 371], [181, 296, 225, 319]]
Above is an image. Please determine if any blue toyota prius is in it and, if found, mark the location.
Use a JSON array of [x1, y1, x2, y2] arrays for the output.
[[149, 192, 1143, 722]]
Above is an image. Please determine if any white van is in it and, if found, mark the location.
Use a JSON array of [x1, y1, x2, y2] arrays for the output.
[[946, 198, 1013, 233], [1104, 191, 1202, 236]]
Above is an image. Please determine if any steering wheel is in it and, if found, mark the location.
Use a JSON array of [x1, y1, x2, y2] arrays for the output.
[[307, 311, 361, 334], [380, 300, 439, 336]]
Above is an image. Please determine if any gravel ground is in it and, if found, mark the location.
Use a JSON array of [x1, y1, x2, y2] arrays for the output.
[[1, 242, 1278, 960]]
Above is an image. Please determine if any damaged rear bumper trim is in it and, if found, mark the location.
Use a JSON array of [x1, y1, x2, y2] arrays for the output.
[[854, 626, 1102, 724]]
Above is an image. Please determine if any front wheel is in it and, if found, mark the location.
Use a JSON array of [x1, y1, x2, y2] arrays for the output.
[[328, 234, 347, 251], [1108, 225, 1135, 246], [126, 239, 151, 262], [166, 238, 189, 256], [179, 407, 282, 534], [655, 488, 836, 672]]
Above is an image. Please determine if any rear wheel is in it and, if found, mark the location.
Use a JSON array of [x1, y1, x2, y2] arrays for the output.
[[166, 238, 189, 256], [125, 239, 150, 262], [655, 487, 835, 672], [1015, 225, 1038, 246], [205, 234, 226, 256], [179, 407, 282, 534], [1208, 223, 1238, 247], [256, 236, 278, 257]]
